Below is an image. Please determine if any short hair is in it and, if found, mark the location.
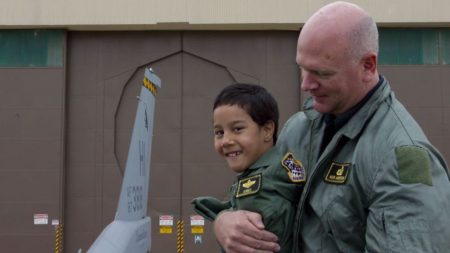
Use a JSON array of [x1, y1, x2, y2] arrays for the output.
[[348, 15, 379, 62], [213, 83, 279, 143]]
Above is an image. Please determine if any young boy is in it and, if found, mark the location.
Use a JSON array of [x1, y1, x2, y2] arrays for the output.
[[192, 83, 304, 252]]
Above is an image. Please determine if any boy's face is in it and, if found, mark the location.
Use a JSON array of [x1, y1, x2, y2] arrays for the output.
[[213, 104, 273, 173]]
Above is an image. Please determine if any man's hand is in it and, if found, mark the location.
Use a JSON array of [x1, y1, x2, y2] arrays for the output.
[[214, 210, 280, 253]]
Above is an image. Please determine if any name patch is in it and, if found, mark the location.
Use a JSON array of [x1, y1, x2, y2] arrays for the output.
[[324, 162, 351, 184], [236, 174, 262, 198], [281, 152, 306, 183]]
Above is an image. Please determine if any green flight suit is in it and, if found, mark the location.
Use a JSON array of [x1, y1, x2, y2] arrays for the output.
[[277, 77, 450, 252], [192, 146, 304, 252]]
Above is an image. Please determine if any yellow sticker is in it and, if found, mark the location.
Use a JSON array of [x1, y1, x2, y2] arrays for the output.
[[160, 226, 173, 234], [191, 226, 204, 234]]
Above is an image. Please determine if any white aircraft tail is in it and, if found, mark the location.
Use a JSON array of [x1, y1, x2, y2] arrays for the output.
[[86, 67, 161, 253]]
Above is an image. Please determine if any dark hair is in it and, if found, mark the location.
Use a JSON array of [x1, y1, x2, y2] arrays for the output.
[[213, 83, 279, 143]]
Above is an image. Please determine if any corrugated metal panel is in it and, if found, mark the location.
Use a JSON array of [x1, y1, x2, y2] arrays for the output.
[[0, 67, 66, 253]]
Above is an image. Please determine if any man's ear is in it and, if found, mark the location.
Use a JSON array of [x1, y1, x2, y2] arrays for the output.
[[361, 52, 377, 82], [263, 121, 275, 143]]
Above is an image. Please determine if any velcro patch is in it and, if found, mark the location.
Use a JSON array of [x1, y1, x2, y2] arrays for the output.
[[324, 162, 350, 184], [281, 152, 306, 183], [395, 146, 432, 186], [236, 174, 261, 198]]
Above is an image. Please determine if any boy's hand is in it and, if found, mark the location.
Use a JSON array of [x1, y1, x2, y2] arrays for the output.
[[214, 210, 280, 253]]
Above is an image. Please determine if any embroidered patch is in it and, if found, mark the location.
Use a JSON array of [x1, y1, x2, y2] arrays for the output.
[[281, 152, 306, 183], [236, 174, 262, 198], [324, 162, 351, 184]]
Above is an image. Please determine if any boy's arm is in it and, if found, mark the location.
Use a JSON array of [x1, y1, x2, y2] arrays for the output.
[[191, 196, 231, 221], [214, 210, 280, 253]]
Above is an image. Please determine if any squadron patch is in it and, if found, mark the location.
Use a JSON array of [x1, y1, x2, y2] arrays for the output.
[[281, 152, 306, 183], [236, 174, 262, 198], [324, 162, 351, 184]]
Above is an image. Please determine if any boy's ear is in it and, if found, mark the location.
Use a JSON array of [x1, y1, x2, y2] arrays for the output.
[[263, 121, 275, 142]]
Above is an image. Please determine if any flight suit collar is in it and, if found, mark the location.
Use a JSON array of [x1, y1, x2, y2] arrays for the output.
[[339, 77, 391, 139], [248, 146, 280, 170], [302, 76, 391, 140]]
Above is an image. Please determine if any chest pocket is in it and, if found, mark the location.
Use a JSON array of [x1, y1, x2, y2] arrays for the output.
[[326, 196, 366, 252], [308, 179, 366, 252]]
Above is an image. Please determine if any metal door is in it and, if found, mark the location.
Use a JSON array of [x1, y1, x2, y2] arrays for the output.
[[65, 31, 300, 253]]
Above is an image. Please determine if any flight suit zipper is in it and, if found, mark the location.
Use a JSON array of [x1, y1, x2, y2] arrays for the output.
[[292, 129, 348, 253]]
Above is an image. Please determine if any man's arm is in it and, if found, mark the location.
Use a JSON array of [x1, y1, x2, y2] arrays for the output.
[[365, 145, 450, 252], [214, 210, 280, 253]]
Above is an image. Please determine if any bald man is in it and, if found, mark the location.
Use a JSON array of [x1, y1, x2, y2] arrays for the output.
[[213, 1, 450, 252]]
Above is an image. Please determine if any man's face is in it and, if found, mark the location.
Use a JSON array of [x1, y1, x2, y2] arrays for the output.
[[296, 33, 363, 115]]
